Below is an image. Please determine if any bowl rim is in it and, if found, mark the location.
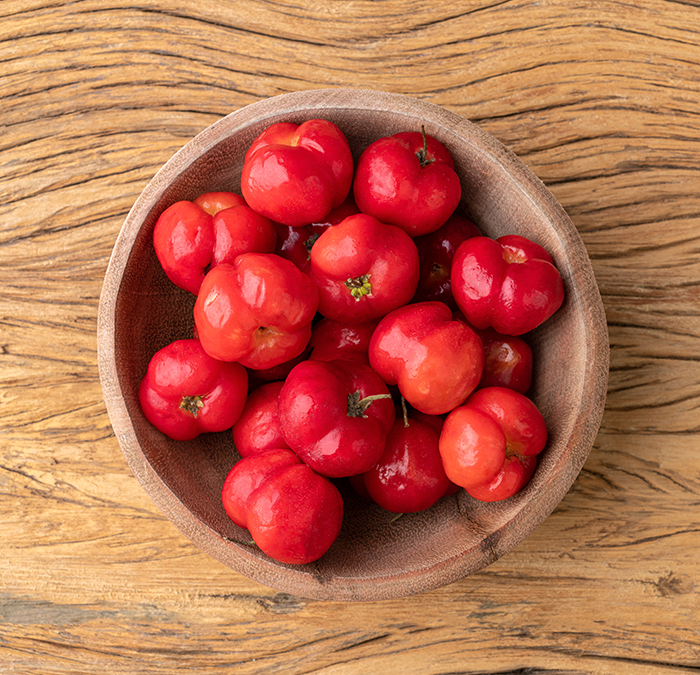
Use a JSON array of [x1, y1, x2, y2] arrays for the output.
[[97, 88, 610, 601]]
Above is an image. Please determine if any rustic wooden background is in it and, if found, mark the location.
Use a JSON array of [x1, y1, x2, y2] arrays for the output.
[[1, 0, 699, 673]]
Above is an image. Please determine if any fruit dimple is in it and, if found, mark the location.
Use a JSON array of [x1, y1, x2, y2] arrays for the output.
[[501, 247, 528, 265]]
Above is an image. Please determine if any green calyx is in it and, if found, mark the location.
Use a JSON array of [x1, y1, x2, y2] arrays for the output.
[[180, 395, 205, 418], [345, 273, 372, 300]]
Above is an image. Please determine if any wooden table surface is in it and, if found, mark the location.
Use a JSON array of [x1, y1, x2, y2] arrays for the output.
[[2, 1, 699, 673]]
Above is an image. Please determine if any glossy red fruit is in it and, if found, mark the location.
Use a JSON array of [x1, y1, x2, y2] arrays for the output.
[[476, 327, 533, 394], [221, 448, 300, 528], [368, 301, 484, 415], [153, 194, 278, 295], [193, 253, 318, 369], [455, 315, 534, 394], [246, 463, 344, 564], [193, 191, 246, 215], [466, 454, 537, 503], [278, 359, 395, 477], [245, 348, 312, 391], [451, 234, 565, 336], [273, 195, 360, 274], [353, 129, 462, 236], [439, 386, 547, 502], [231, 381, 290, 457], [310, 213, 420, 323], [412, 213, 481, 309], [405, 408, 460, 496], [308, 317, 378, 366], [362, 415, 449, 513], [210, 203, 277, 268], [153, 200, 215, 295], [241, 119, 353, 227], [138, 338, 248, 441]]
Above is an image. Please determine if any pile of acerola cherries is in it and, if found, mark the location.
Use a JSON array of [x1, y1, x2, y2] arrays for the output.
[[138, 119, 565, 565]]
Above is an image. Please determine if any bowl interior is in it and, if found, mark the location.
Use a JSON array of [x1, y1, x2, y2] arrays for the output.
[[98, 89, 609, 601]]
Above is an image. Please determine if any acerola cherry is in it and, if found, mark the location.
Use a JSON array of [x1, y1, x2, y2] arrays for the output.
[[362, 414, 449, 513], [138, 338, 248, 441], [368, 301, 484, 415], [241, 119, 354, 227], [278, 359, 395, 477], [455, 316, 534, 394], [193, 191, 246, 215], [210, 203, 277, 268], [451, 234, 565, 335], [353, 128, 462, 236], [231, 381, 290, 457], [193, 253, 318, 369], [308, 317, 379, 366], [246, 463, 344, 564], [466, 454, 537, 503], [476, 327, 533, 394], [439, 386, 547, 502], [153, 200, 215, 295], [412, 213, 481, 309], [221, 450, 343, 564], [221, 448, 300, 528], [153, 194, 278, 295], [273, 194, 360, 275], [310, 213, 420, 324]]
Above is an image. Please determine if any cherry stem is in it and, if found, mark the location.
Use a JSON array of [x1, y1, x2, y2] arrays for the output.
[[304, 233, 321, 259], [401, 396, 410, 428], [347, 390, 392, 418], [415, 125, 435, 168]]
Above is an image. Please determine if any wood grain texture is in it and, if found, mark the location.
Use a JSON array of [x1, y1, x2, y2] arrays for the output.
[[1, 0, 698, 673]]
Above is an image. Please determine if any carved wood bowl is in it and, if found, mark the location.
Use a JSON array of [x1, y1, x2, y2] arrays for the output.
[[97, 89, 609, 602]]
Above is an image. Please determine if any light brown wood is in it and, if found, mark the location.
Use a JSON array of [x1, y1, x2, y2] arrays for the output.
[[1, 0, 698, 671]]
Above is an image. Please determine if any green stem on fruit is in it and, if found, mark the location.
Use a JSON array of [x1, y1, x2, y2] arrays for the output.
[[401, 396, 410, 428], [347, 390, 393, 418], [304, 233, 321, 259], [180, 395, 205, 418], [415, 125, 435, 168], [390, 513, 404, 523], [345, 273, 372, 300]]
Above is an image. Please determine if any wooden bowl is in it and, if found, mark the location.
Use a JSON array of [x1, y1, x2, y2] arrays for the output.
[[97, 89, 609, 601]]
